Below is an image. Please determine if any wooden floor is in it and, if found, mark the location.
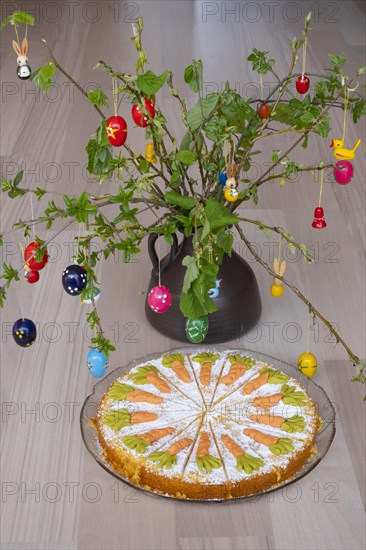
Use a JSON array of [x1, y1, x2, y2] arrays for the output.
[[0, 1, 365, 549]]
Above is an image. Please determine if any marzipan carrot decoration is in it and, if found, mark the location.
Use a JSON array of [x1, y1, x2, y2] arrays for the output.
[[242, 368, 289, 395], [196, 432, 222, 473], [109, 382, 163, 404], [103, 408, 158, 431], [162, 354, 191, 383], [253, 383, 307, 409], [130, 365, 171, 393], [242, 373, 269, 395], [149, 437, 193, 469], [252, 392, 283, 409], [122, 427, 175, 454], [221, 355, 255, 385], [192, 353, 220, 386], [249, 414, 306, 433], [244, 428, 294, 455], [221, 434, 262, 474]]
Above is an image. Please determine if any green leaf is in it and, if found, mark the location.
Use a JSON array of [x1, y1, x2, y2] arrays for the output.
[[187, 93, 220, 131], [87, 87, 109, 109], [184, 60, 203, 92], [13, 11, 35, 25], [175, 150, 196, 166], [136, 70, 168, 95], [204, 198, 238, 232], [182, 255, 199, 293], [357, 67, 366, 75], [31, 62, 56, 92], [216, 231, 234, 255], [13, 171, 23, 187], [164, 191, 195, 210], [34, 187, 46, 200]]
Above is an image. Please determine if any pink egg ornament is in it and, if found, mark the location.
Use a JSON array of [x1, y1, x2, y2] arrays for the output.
[[147, 285, 172, 313], [333, 160, 354, 185]]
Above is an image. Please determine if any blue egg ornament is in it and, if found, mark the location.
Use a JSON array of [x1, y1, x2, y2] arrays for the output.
[[62, 265, 87, 296], [185, 316, 209, 344], [12, 318, 37, 348], [219, 170, 227, 186], [87, 348, 108, 378]]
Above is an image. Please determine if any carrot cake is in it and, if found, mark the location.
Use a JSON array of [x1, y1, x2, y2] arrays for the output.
[[94, 350, 320, 500]]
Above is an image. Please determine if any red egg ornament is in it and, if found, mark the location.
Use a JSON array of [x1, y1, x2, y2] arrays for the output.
[[131, 99, 155, 128], [106, 116, 127, 147], [257, 102, 270, 119], [296, 74, 310, 94], [333, 160, 354, 185], [25, 269, 40, 284], [24, 241, 48, 271], [147, 285, 172, 313]]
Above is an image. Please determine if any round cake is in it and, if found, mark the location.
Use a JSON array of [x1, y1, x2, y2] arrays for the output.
[[94, 349, 320, 500]]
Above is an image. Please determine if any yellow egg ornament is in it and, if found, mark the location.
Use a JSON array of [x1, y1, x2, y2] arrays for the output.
[[145, 142, 157, 163], [297, 352, 317, 378], [224, 187, 238, 202]]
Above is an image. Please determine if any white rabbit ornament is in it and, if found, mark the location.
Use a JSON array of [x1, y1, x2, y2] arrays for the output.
[[13, 37, 31, 80]]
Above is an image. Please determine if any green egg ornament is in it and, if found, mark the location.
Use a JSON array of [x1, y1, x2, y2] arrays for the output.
[[185, 316, 209, 344]]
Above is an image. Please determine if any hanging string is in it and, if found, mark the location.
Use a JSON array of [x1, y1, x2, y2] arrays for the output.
[[113, 76, 118, 117], [14, 23, 20, 47], [306, 308, 311, 354], [277, 236, 282, 264], [342, 87, 349, 143], [29, 193, 36, 241], [25, 24, 28, 41], [259, 74, 264, 101], [302, 36, 307, 75], [318, 168, 324, 207]]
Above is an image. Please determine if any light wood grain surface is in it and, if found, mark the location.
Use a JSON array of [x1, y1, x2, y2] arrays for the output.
[[0, 1, 365, 549]]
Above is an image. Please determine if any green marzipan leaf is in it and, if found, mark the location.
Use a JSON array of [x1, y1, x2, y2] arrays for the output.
[[261, 368, 289, 384], [236, 453, 263, 474], [130, 365, 158, 385], [148, 451, 177, 470], [281, 415, 306, 434], [109, 382, 134, 400], [281, 384, 307, 406], [122, 435, 150, 454], [269, 438, 294, 455], [228, 355, 255, 369], [192, 353, 220, 365], [103, 409, 131, 431], [196, 454, 222, 473], [162, 354, 184, 368]]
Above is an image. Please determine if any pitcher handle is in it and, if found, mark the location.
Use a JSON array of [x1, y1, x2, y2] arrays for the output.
[[147, 233, 179, 274]]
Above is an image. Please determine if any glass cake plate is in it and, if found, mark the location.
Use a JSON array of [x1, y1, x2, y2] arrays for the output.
[[80, 347, 336, 503]]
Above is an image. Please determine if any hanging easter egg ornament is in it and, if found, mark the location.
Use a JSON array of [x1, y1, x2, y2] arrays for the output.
[[145, 142, 157, 163], [185, 316, 209, 344], [24, 269, 40, 284], [81, 287, 101, 304], [131, 98, 155, 127], [148, 285, 172, 313], [333, 160, 353, 185], [297, 352, 317, 379], [87, 348, 108, 378], [62, 265, 87, 295], [257, 102, 269, 119], [13, 37, 31, 80], [24, 241, 48, 271], [219, 169, 227, 186], [224, 187, 239, 202], [106, 115, 127, 147], [12, 318, 37, 348], [296, 75, 310, 94]]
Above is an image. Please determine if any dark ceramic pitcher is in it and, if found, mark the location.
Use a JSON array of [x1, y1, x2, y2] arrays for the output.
[[145, 234, 262, 344]]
